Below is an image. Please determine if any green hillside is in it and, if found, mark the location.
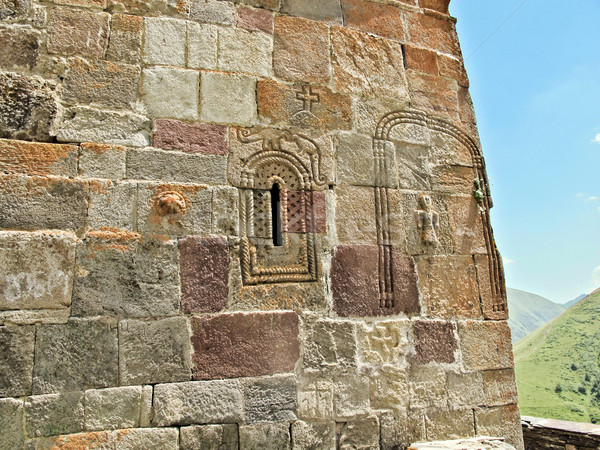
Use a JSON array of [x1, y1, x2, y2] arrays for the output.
[[507, 288, 565, 342], [514, 288, 600, 423]]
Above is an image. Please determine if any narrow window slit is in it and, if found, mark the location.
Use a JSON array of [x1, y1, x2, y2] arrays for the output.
[[271, 183, 282, 246]]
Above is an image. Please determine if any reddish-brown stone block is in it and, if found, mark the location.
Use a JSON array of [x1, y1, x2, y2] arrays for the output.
[[438, 54, 469, 88], [459, 320, 514, 371], [273, 15, 330, 83], [237, 6, 274, 33], [332, 245, 418, 317], [47, 8, 110, 57], [0, 139, 77, 177], [404, 45, 438, 75], [418, 0, 450, 14], [191, 311, 300, 379], [257, 80, 352, 130], [407, 70, 459, 122], [413, 320, 457, 364], [179, 236, 229, 314], [342, 0, 405, 41], [153, 119, 227, 155], [405, 10, 459, 56]]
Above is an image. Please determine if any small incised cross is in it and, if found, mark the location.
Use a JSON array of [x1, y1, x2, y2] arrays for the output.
[[296, 85, 320, 112]]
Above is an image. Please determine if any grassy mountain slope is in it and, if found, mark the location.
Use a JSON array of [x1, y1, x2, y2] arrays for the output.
[[514, 288, 600, 423], [507, 288, 565, 342], [563, 294, 588, 309]]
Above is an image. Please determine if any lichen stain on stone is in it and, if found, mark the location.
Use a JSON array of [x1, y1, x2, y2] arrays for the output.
[[48, 431, 112, 450]]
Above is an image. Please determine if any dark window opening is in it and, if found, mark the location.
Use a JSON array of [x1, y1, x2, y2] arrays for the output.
[[271, 184, 282, 246]]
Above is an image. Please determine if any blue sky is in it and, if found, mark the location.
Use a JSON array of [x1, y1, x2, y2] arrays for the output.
[[450, 0, 600, 303]]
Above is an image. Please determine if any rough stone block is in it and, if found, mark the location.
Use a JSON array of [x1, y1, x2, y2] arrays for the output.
[[51, 0, 106, 8], [381, 409, 427, 450], [140, 385, 153, 427], [190, 0, 236, 25], [302, 318, 357, 373], [26, 431, 116, 449], [153, 379, 243, 426], [153, 119, 227, 155], [62, 58, 140, 109], [200, 72, 257, 126], [127, 147, 227, 184], [119, 317, 192, 385], [84, 386, 142, 431], [483, 368, 519, 407], [424, 408, 475, 441], [25, 392, 84, 437], [331, 26, 409, 100], [438, 54, 469, 88], [447, 194, 487, 255], [106, 13, 143, 64], [191, 311, 300, 379], [297, 379, 333, 420], [237, 6, 273, 33], [72, 232, 180, 318], [447, 371, 485, 409], [142, 67, 199, 121], [239, 423, 291, 449], [187, 22, 218, 69], [79, 143, 127, 179], [336, 132, 396, 187], [342, 0, 404, 40], [0, 73, 57, 142], [32, 319, 118, 394], [0, 310, 69, 326], [334, 186, 377, 245], [0, 0, 30, 21], [459, 320, 514, 371], [212, 186, 239, 235], [406, 10, 459, 56], [413, 320, 458, 365], [143, 17, 186, 66], [244, 375, 296, 423], [115, 428, 180, 449], [233, 0, 279, 11], [292, 420, 336, 449], [180, 424, 238, 450], [0, 26, 40, 69], [56, 107, 150, 147], [273, 15, 329, 83], [407, 71, 459, 120], [338, 415, 380, 450], [404, 44, 439, 74], [419, 0, 450, 14], [0, 325, 35, 397], [334, 376, 369, 418], [281, 0, 341, 22], [88, 180, 136, 230], [0, 398, 24, 449], [218, 27, 272, 77], [0, 139, 77, 177], [0, 231, 76, 312], [0, 175, 88, 232], [258, 80, 352, 130], [47, 8, 110, 57], [360, 320, 410, 365], [179, 236, 229, 313], [475, 405, 524, 450], [409, 365, 447, 409], [137, 183, 211, 236], [370, 365, 409, 410]]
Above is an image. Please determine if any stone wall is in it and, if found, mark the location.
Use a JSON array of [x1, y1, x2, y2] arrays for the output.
[[0, 0, 524, 448], [522, 416, 600, 449]]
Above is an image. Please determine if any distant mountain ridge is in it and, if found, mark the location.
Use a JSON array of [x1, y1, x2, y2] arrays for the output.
[[563, 294, 588, 309], [506, 288, 565, 343]]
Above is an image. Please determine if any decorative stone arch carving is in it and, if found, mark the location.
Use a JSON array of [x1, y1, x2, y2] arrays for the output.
[[372, 109, 507, 319]]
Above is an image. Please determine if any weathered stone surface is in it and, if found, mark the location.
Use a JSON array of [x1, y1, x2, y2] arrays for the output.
[[240, 423, 291, 450], [370, 365, 409, 410], [106, 14, 143, 64], [459, 320, 514, 371], [292, 420, 336, 449], [419, 0, 450, 14], [297, 379, 333, 420], [447, 194, 487, 255], [84, 386, 141, 431], [0, 398, 24, 449], [79, 143, 127, 179], [137, 183, 211, 236], [115, 428, 179, 449], [404, 44, 439, 74], [335, 132, 375, 186], [51, 0, 106, 8], [331, 26, 409, 100], [47, 8, 110, 57], [424, 408, 475, 441], [273, 15, 329, 83], [187, 22, 218, 69], [334, 375, 369, 418], [406, 10, 459, 56], [27, 431, 116, 449], [25, 392, 84, 437], [143, 17, 186, 66], [153, 119, 227, 155], [190, 0, 236, 25], [119, 317, 192, 385], [416, 255, 481, 319], [200, 72, 256, 126], [142, 67, 199, 120], [281, 0, 341, 23], [483, 369, 519, 407], [342, 0, 404, 40], [140, 385, 153, 427], [218, 27, 272, 77], [381, 409, 427, 450], [72, 232, 180, 318], [0, 139, 77, 177], [244, 375, 296, 423], [232, 0, 279, 11], [153, 379, 243, 426], [0, 0, 30, 21], [334, 186, 377, 244], [0, 325, 35, 397], [438, 54, 469, 88], [0, 73, 57, 142], [338, 415, 380, 450], [191, 311, 299, 379], [0, 26, 39, 69], [237, 6, 273, 33], [413, 320, 457, 365], [302, 318, 357, 373], [107, 0, 188, 16], [475, 405, 524, 450], [127, 147, 227, 184], [410, 437, 516, 450], [179, 235, 229, 313], [0, 175, 88, 232], [180, 424, 238, 450], [212, 186, 239, 235], [0, 231, 76, 311], [0, 309, 69, 326], [32, 319, 118, 394], [409, 365, 447, 409], [360, 320, 411, 365], [407, 71, 459, 121], [258, 81, 352, 130], [447, 371, 485, 409], [62, 58, 140, 109], [88, 180, 136, 230]]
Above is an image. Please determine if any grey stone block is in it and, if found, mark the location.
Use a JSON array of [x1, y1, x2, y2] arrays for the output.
[[88, 180, 137, 231], [302, 319, 358, 373], [119, 317, 192, 385], [190, 0, 236, 25], [116, 428, 180, 449], [0, 398, 24, 450], [244, 375, 297, 423], [211, 186, 239, 235], [84, 386, 142, 431], [217, 27, 273, 77], [0, 325, 35, 397], [32, 319, 118, 394], [24, 391, 84, 437], [143, 17, 186, 66], [338, 415, 380, 450], [292, 420, 336, 449], [281, 0, 342, 23], [153, 380, 243, 426], [187, 22, 218, 70], [79, 143, 127, 180], [200, 72, 257, 126], [239, 423, 291, 450], [142, 67, 199, 121], [180, 424, 238, 450]]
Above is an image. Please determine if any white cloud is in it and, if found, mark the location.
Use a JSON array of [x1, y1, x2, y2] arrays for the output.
[[588, 196, 599, 201], [504, 258, 514, 264], [593, 266, 600, 286], [592, 134, 600, 144]]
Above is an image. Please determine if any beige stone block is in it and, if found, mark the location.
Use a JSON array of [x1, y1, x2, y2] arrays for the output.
[[447, 194, 487, 255], [381, 409, 426, 450], [459, 321, 514, 372], [338, 415, 380, 450], [354, 98, 413, 137], [211, 186, 239, 235], [297, 379, 333, 420], [191, 0, 236, 25], [200, 72, 257, 126], [334, 185, 377, 245], [88, 180, 136, 231], [0, 398, 24, 448], [84, 386, 142, 431], [406, 70, 459, 121], [239, 423, 290, 449], [483, 369, 519, 407], [360, 320, 410, 365], [475, 405, 524, 450], [409, 365, 447, 410], [142, 67, 199, 120], [370, 365, 409, 410], [447, 371, 485, 409], [334, 376, 370, 419], [336, 132, 375, 187], [292, 421, 336, 449], [79, 143, 127, 180], [218, 27, 273, 77], [140, 385, 153, 427], [180, 424, 238, 450], [424, 408, 475, 441], [115, 428, 179, 449], [302, 318, 358, 374], [187, 22, 218, 69], [143, 17, 186, 66]]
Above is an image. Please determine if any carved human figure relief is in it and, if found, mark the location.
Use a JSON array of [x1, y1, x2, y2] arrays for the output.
[[415, 194, 440, 247]]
